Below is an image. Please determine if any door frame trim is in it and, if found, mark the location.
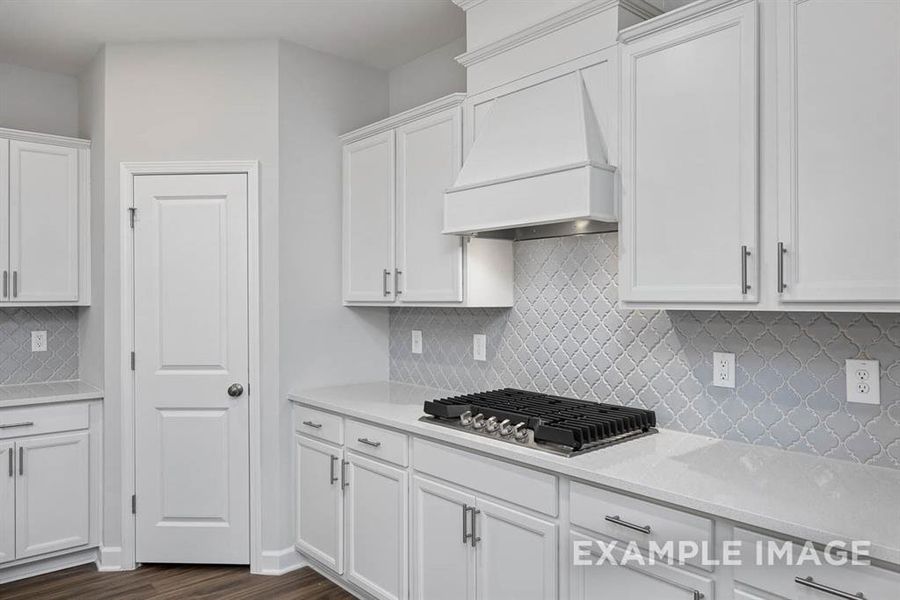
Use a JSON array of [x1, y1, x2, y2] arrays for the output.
[[119, 161, 261, 571]]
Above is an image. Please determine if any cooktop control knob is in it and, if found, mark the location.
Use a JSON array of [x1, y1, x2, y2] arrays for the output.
[[497, 419, 512, 436], [485, 416, 500, 433], [512, 422, 529, 442], [459, 410, 473, 427], [471, 413, 486, 430]]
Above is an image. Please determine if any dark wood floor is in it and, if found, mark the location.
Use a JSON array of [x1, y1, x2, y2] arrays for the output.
[[0, 564, 356, 599]]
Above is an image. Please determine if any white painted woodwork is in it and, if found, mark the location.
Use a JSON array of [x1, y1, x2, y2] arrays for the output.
[[0, 139, 7, 302], [475, 498, 557, 600], [396, 107, 463, 302], [0, 403, 89, 440], [569, 531, 714, 600], [412, 438, 558, 516], [345, 420, 409, 467], [8, 140, 79, 302], [620, 0, 759, 304], [295, 405, 344, 446], [776, 0, 900, 303], [0, 441, 14, 564], [133, 173, 250, 564], [345, 452, 408, 600], [343, 131, 396, 303], [411, 476, 476, 600], [15, 432, 90, 559], [295, 434, 344, 574]]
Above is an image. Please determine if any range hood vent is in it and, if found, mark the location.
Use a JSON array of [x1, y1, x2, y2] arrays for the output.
[[444, 71, 617, 239]]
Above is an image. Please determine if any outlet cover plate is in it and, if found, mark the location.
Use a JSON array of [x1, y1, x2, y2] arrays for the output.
[[713, 352, 735, 388], [31, 331, 47, 352], [846, 359, 879, 404], [411, 330, 423, 355], [473, 334, 487, 362]]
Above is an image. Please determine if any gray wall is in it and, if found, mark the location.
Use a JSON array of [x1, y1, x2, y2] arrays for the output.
[[0, 308, 78, 385], [388, 37, 466, 115], [0, 61, 79, 137], [390, 234, 900, 470]]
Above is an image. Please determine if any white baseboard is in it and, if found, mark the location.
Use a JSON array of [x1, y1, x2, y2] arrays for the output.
[[96, 546, 126, 571], [0, 548, 98, 584], [257, 546, 306, 575]]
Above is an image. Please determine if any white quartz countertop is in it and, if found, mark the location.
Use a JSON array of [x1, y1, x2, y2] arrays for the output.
[[0, 380, 103, 408], [289, 381, 900, 567]]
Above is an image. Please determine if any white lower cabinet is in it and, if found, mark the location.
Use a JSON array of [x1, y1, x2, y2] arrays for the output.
[[345, 452, 408, 600], [295, 434, 344, 573], [0, 441, 14, 564]]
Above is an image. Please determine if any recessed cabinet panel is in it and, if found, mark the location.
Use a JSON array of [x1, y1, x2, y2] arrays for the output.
[[343, 131, 395, 303], [777, 0, 900, 302], [0, 441, 14, 564], [295, 435, 343, 573], [620, 0, 758, 304], [9, 140, 79, 302]]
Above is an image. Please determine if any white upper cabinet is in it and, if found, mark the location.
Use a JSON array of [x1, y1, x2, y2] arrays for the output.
[[619, 0, 759, 305], [341, 94, 513, 308], [0, 129, 90, 306], [775, 0, 900, 304]]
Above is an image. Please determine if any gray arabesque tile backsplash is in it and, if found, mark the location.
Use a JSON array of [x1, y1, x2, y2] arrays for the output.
[[0, 308, 79, 385], [390, 233, 900, 469]]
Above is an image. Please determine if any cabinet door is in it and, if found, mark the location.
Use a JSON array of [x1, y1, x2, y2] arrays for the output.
[[345, 453, 408, 600], [0, 139, 8, 301], [295, 435, 343, 573], [411, 476, 475, 600], [343, 131, 396, 303], [0, 442, 14, 564], [776, 0, 900, 302], [396, 107, 463, 303], [475, 498, 557, 600], [9, 140, 79, 302], [620, 0, 758, 304], [15, 432, 90, 559]]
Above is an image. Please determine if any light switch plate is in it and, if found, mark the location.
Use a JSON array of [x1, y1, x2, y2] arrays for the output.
[[31, 331, 47, 352], [473, 334, 487, 362], [411, 330, 423, 355], [713, 352, 735, 388], [846, 359, 880, 404]]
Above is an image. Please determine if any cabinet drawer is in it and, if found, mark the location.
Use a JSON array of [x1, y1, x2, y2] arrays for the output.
[[294, 405, 343, 445], [733, 528, 900, 600], [570, 481, 714, 571], [412, 438, 557, 516], [345, 420, 408, 467], [0, 403, 89, 440]]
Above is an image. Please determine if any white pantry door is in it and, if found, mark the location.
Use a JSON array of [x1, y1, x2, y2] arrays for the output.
[[133, 173, 250, 564]]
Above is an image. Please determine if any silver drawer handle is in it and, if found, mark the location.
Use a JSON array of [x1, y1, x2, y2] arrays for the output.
[[301, 420, 322, 429], [357, 437, 381, 448], [605, 514, 652, 535], [795, 576, 866, 600], [620, 562, 703, 599], [0, 422, 34, 429]]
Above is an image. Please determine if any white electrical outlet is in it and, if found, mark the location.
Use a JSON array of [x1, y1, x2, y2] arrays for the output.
[[846, 359, 880, 404], [713, 352, 735, 388], [473, 334, 487, 362], [411, 330, 423, 355], [31, 331, 47, 352]]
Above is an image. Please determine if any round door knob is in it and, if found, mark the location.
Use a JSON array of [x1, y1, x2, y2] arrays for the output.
[[227, 383, 244, 397]]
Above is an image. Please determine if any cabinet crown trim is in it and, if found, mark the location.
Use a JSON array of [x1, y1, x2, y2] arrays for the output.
[[452, 0, 487, 10], [0, 127, 91, 149], [618, 0, 755, 43], [456, 0, 661, 68], [339, 93, 466, 144]]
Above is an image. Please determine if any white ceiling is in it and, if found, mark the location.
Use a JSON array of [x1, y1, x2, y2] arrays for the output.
[[0, 0, 466, 76]]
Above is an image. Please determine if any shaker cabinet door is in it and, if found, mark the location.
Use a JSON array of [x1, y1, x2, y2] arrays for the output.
[[0, 441, 14, 564], [295, 435, 344, 573]]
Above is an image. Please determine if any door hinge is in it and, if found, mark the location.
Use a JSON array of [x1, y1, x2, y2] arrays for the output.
[[130, 351, 135, 371], [131, 494, 136, 514], [128, 207, 137, 228]]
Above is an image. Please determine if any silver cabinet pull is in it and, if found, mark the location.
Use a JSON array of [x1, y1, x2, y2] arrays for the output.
[[0, 422, 34, 429], [795, 576, 865, 600], [301, 420, 322, 429], [469, 507, 481, 547], [357, 437, 381, 448], [341, 459, 349, 488], [620, 562, 703, 599], [605, 514, 652, 535], [7, 448, 11, 477], [777, 242, 787, 293], [329, 455, 338, 485], [18, 446, 23, 476], [2, 271, 6, 298], [395, 269, 403, 295], [12, 271, 17, 298], [462, 504, 471, 545], [741, 245, 751, 294], [383, 269, 391, 297]]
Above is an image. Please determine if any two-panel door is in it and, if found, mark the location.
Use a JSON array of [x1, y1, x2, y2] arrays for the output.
[[7, 140, 80, 302], [295, 435, 344, 573], [343, 131, 396, 303], [775, 0, 900, 303], [619, 0, 759, 305], [0, 441, 14, 564]]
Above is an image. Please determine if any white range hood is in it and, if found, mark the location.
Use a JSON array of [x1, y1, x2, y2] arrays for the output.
[[443, 71, 617, 240]]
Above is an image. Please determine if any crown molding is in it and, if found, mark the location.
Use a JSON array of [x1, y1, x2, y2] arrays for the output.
[[619, 0, 754, 43], [456, 0, 661, 68], [0, 126, 91, 148], [453, 0, 487, 10], [339, 93, 467, 144]]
